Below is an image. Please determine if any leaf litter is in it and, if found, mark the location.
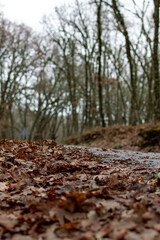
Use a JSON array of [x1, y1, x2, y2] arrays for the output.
[[0, 139, 160, 239]]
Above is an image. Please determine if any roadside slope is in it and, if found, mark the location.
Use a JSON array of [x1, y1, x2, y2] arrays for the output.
[[65, 123, 160, 152]]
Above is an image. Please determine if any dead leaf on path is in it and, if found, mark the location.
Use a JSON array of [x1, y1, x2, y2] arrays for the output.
[[40, 224, 59, 240], [0, 215, 18, 229], [80, 210, 98, 229], [124, 231, 142, 240], [109, 220, 138, 239], [140, 229, 159, 240], [98, 199, 121, 211], [154, 223, 160, 232], [90, 220, 101, 232], [58, 191, 87, 213], [11, 235, 34, 240], [87, 210, 97, 221], [0, 182, 7, 191], [60, 222, 77, 230]]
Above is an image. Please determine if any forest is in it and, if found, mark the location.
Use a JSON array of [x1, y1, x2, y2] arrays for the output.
[[0, 0, 159, 141]]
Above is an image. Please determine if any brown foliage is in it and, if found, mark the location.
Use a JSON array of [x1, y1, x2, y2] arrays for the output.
[[0, 139, 159, 239]]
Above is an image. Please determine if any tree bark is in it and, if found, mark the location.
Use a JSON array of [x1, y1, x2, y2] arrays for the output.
[[153, 0, 160, 121], [111, 0, 137, 125], [97, 0, 106, 127]]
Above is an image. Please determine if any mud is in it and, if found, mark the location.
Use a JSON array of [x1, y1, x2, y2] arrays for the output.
[[68, 146, 160, 167]]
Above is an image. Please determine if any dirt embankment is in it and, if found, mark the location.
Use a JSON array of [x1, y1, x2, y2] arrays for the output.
[[65, 123, 160, 152]]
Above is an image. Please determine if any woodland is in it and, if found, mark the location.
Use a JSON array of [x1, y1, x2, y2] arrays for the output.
[[0, 0, 159, 141]]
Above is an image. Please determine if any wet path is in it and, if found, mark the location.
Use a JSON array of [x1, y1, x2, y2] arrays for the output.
[[69, 146, 160, 167]]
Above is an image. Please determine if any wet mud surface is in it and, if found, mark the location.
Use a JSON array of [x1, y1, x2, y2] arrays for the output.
[[70, 146, 160, 167]]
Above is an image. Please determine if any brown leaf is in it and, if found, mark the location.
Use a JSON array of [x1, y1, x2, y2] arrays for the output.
[[0, 215, 18, 229], [58, 191, 87, 213], [0, 182, 7, 191], [12, 235, 34, 240], [98, 199, 121, 211], [60, 222, 77, 230]]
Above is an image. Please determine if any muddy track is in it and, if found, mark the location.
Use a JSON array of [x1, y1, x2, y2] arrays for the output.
[[68, 146, 160, 167]]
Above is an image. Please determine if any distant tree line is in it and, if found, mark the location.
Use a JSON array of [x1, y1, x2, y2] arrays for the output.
[[0, 0, 159, 141]]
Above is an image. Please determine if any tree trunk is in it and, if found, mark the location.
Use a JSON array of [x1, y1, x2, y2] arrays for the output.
[[97, 0, 106, 127], [111, 0, 137, 125], [153, 0, 160, 121]]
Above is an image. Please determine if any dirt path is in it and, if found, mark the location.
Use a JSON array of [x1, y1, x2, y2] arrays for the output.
[[70, 146, 160, 167], [90, 148, 160, 167]]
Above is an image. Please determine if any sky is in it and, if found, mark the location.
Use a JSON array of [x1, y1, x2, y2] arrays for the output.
[[0, 0, 151, 33], [0, 0, 73, 31]]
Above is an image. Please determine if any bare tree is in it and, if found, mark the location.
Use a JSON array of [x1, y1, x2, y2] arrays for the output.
[[0, 17, 35, 138], [153, 0, 160, 121], [95, 0, 106, 127]]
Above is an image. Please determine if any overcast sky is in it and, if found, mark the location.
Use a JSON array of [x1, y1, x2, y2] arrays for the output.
[[0, 0, 152, 33], [0, 0, 73, 31]]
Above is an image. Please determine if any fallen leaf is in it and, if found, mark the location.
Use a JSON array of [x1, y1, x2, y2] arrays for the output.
[[12, 235, 34, 240], [0, 215, 18, 229], [0, 182, 7, 191]]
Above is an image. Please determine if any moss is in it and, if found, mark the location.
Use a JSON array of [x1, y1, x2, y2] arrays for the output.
[[113, 144, 122, 149], [138, 128, 160, 148]]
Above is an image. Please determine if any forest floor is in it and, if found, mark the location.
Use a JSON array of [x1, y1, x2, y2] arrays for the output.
[[0, 138, 160, 239]]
